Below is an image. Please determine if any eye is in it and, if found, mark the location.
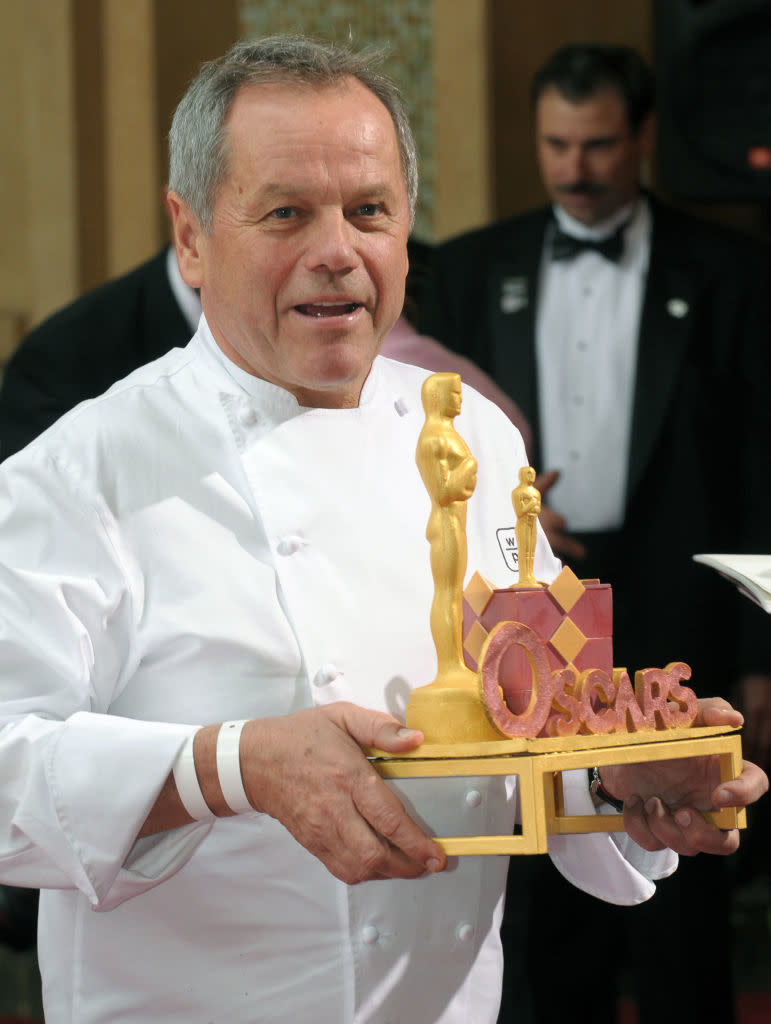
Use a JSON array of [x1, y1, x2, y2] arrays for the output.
[[354, 203, 382, 217], [270, 206, 295, 220], [586, 139, 616, 153]]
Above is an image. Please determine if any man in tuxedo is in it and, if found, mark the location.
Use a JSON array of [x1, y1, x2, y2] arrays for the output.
[[419, 43, 771, 1024]]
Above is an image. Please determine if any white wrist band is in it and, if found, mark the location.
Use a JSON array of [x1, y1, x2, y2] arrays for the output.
[[216, 720, 253, 814], [172, 731, 216, 821]]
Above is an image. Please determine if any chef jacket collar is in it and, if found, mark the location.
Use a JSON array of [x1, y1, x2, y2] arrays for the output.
[[197, 315, 382, 428]]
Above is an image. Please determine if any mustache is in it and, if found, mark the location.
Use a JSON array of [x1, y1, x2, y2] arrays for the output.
[[557, 181, 607, 196]]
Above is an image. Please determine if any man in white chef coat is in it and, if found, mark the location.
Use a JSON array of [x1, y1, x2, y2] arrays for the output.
[[0, 35, 765, 1024]]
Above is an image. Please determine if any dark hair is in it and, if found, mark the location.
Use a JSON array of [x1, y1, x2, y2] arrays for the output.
[[530, 44, 655, 134], [169, 34, 418, 232]]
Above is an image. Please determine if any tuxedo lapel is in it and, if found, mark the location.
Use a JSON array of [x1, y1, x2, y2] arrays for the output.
[[486, 212, 548, 465], [626, 213, 696, 502]]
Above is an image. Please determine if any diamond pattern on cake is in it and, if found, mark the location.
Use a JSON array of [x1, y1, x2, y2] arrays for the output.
[[549, 616, 587, 664], [461, 571, 612, 735], [464, 571, 495, 616], [463, 619, 489, 664], [547, 565, 586, 613]]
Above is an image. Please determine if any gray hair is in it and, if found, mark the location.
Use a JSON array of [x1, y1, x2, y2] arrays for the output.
[[168, 34, 418, 232]]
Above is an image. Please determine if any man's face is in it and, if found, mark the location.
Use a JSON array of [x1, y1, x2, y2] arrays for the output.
[[535, 85, 653, 225], [170, 78, 410, 408]]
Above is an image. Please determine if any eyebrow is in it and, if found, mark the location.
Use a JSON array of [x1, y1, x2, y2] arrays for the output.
[[541, 133, 620, 146], [257, 181, 398, 203]]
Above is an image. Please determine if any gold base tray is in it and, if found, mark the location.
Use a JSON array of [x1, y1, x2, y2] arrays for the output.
[[369, 725, 745, 855]]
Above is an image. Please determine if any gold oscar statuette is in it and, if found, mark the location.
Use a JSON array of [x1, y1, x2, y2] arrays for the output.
[[406, 373, 502, 742]]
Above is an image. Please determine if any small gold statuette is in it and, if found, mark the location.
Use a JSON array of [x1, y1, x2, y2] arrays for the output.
[[512, 465, 541, 587]]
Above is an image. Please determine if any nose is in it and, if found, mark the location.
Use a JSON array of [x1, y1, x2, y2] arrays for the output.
[[304, 210, 359, 276], [562, 145, 589, 183]]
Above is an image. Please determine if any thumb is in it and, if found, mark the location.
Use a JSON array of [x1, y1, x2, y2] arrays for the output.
[[334, 703, 425, 754], [695, 696, 744, 729], [534, 469, 560, 496], [371, 720, 425, 754]]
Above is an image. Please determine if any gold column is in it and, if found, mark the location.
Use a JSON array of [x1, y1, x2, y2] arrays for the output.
[[433, 0, 493, 240], [103, 0, 159, 279]]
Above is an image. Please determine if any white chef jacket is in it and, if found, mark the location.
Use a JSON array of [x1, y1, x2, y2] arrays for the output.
[[0, 318, 675, 1023]]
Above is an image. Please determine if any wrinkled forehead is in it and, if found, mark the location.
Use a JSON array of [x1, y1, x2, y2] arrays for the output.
[[536, 85, 631, 138], [222, 77, 403, 176]]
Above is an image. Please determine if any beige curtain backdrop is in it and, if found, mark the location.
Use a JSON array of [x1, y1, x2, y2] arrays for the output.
[[3, 0, 764, 366]]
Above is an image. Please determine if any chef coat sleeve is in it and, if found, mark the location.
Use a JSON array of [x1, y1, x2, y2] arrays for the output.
[[546, 768, 677, 906], [0, 449, 212, 910]]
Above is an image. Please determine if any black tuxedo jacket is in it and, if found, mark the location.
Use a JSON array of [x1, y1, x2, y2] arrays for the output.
[[0, 247, 192, 461], [419, 197, 771, 686]]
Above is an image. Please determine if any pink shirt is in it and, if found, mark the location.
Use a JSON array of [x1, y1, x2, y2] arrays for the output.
[[382, 316, 533, 454]]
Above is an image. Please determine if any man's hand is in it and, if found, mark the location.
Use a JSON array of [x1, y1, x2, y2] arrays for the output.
[[601, 698, 769, 856], [239, 704, 447, 885], [534, 470, 587, 561]]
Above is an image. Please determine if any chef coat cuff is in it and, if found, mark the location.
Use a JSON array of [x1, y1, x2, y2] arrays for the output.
[[546, 768, 677, 906], [21, 711, 212, 910]]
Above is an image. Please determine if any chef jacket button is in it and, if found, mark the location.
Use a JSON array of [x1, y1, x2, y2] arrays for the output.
[[361, 924, 379, 946], [456, 922, 474, 943], [239, 407, 258, 427], [313, 663, 341, 687], [465, 789, 482, 808], [276, 535, 305, 556]]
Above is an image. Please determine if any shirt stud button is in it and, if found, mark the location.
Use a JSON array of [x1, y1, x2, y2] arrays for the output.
[[361, 924, 379, 945], [276, 535, 305, 556], [313, 663, 341, 687], [456, 922, 474, 943], [465, 789, 482, 808]]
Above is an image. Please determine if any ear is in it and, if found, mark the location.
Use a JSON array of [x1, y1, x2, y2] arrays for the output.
[[166, 189, 205, 289]]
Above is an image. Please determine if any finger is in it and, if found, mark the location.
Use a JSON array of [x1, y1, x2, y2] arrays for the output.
[[668, 805, 741, 856], [694, 697, 743, 729], [635, 796, 741, 857], [278, 768, 439, 885], [534, 469, 560, 496], [538, 506, 566, 534], [713, 759, 769, 809], [639, 797, 700, 855], [329, 812, 435, 883], [629, 796, 736, 856], [353, 770, 447, 876], [549, 532, 588, 561], [622, 795, 667, 852]]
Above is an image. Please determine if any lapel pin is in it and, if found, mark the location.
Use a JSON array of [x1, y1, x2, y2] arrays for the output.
[[666, 297, 689, 319], [500, 276, 528, 314]]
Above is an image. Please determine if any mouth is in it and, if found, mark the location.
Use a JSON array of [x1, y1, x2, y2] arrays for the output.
[[294, 302, 362, 318], [559, 183, 606, 197]]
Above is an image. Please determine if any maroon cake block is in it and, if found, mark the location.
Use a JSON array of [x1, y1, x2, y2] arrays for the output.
[[462, 567, 612, 721]]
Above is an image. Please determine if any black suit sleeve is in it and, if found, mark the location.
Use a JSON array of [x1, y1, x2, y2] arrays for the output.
[[0, 249, 192, 461], [418, 231, 493, 364]]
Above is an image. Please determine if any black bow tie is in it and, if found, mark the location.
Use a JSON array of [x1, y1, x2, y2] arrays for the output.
[[550, 223, 626, 263]]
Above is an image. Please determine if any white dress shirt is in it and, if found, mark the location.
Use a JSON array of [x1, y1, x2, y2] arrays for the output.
[[536, 199, 651, 530], [0, 318, 675, 1023]]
